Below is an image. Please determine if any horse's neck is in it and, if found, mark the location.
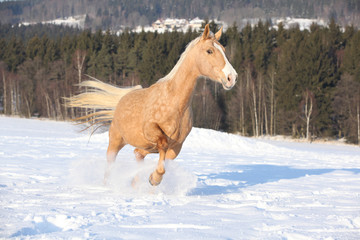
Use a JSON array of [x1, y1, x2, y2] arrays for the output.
[[168, 59, 199, 112]]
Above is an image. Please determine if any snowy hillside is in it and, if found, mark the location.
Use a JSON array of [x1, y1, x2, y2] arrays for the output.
[[1, 116, 360, 239], [20, 15, 86, 29]]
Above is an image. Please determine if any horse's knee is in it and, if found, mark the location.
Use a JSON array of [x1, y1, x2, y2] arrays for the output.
[[165, 149, 177, 160], [165, 143, 183, 160]]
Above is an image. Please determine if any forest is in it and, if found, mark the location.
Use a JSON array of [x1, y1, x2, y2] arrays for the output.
[[0, 19, 359, 144]]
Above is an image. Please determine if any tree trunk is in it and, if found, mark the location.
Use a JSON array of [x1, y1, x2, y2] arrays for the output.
[[45, 92, 54, 119], [241, 86, 245, 135], [304, 91, 313, 141], [24, 96, 31, 118], [264, 100, 269, 135], [250, 102, 255, 136], [45, 92, 50, 118], [75, 50, 86, 84], [16, 79, 20, 115], [2, 71, 6, 114], [75, 50, 87, 118], [56, 97, 63, 120], [252, 81, 259, 137], [274, 100, 277, 135], [357, 103, 360, 146], [306, 114, 311, 141], [270, 70, 275, 136], [70, 95, 75, 119], [10, 79, 14, 115], [258, 75, 263, 136], [292, 123, 296, 138]]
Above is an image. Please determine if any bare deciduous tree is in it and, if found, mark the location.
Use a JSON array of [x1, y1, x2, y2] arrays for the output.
[[300, 89, 316, 141], [73, 49, 87, 84]]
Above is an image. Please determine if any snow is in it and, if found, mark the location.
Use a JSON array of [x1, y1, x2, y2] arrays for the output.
[[1, 116, 360, 239], [20, 15, 86, 29], [237, 17, 328, 31], [272, 17, 328, 31]]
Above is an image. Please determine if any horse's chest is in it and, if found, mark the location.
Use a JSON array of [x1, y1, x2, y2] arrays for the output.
[[151, 102, 174, 122], [147, 102, 190, 140], [161, 108, 192, 143]]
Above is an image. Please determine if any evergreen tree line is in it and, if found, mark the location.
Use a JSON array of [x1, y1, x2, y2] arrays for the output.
[[0, 20, 359, 144]]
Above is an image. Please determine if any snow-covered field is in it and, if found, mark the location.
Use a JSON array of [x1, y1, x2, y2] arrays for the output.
[[1, 116, 360, 239]]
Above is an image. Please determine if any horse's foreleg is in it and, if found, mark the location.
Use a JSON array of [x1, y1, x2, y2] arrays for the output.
[[165, 143, 183, 160], [149, 136, 168, 186], [148, 142, 182, 186]]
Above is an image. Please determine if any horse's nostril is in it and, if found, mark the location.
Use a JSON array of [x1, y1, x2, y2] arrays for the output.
[[228, 76, 231, 82]]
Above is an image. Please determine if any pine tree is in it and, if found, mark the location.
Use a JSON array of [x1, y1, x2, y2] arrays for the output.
[[26, 35, 42, 60], [3, 37, 25, 72], [138, 33, 162, 86]]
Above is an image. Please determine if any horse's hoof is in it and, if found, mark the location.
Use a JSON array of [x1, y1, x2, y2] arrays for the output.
[[149, 173, 161, 186]]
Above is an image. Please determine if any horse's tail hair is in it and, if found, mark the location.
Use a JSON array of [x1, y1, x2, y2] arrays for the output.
[[65, 75, 142, 131]]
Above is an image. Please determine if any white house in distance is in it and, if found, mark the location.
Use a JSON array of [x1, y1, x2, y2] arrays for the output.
[[189, 17, 204, 29], [136, 17, 226, 33]]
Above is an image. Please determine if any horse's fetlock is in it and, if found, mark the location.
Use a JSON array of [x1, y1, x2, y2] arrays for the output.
[[156, 168, 165, 175]]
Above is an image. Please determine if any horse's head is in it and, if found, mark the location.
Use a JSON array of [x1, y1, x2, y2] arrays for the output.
[[193, 24, 238, 90]]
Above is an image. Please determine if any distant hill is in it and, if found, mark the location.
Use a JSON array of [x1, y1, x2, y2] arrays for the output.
[[0, 0, 359, 30]]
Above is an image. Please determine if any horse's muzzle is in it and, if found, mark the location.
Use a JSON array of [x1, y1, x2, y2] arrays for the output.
[[221, 73, 237, 90]]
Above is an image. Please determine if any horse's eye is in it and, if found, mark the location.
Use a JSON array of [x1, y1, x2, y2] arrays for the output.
[[207, 49, 213, 54]]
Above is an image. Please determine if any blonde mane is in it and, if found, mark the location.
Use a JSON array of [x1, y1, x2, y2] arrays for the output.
[[158, 36, 201, 82]]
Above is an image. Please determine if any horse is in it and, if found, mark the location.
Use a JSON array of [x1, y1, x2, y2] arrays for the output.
[[67, 24, 238, 186]]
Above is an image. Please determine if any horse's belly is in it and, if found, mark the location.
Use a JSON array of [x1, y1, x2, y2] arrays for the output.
[[117, 115, 154, 150]]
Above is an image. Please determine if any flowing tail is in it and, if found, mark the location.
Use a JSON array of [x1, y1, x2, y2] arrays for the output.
[[66, 76, 142, 130]]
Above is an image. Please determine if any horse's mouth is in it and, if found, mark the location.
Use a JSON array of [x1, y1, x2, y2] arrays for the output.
[[221, 78, 236, 90]]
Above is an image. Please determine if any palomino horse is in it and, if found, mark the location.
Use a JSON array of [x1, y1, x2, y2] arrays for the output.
[[68, 24, 237, 186]]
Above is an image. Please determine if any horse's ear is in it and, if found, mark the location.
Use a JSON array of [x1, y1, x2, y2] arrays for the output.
[[202, 24, 210, 40], [215, 26, 223, 41]]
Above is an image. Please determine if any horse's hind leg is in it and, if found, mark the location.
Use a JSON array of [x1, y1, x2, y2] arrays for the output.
[[134, 148, 150, 162], [131, 148, 150, 188], [104, 124, 125, 184]]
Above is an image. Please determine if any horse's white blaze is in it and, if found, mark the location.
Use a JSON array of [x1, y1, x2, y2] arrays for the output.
[[214, 42, 237, 89]]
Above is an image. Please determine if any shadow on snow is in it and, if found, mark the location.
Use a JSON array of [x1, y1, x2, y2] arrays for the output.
[[188, 164, 360, 196], [10, 221, 62, 237]]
